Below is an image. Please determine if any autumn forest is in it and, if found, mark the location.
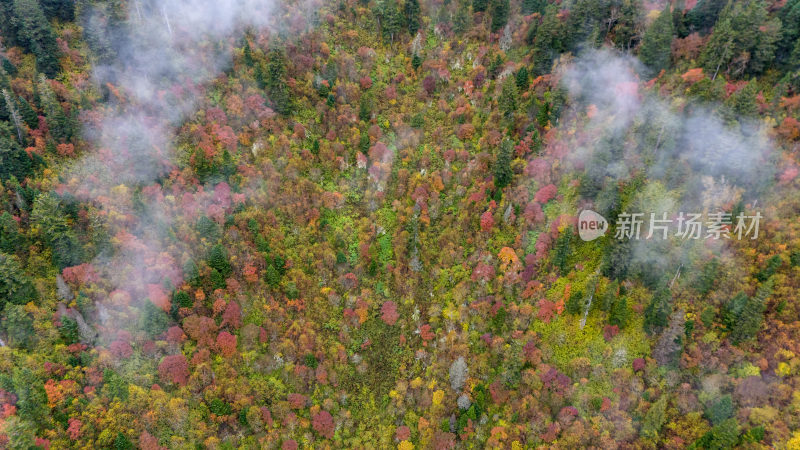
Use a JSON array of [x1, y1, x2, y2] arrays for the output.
[[1, 0, 800, 448]]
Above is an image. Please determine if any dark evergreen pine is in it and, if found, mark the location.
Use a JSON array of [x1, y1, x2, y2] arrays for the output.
[[9, 367, 48, 421], [521, 0, 546, 15], [552, 230, 572, 274], [114, 432, 134, 450], [686, 0, 726, 35], [493, 139, 513, 191], [183, 258, 200, 285], [40, 0, 74, 21], [173, 290, 192, 309], [499, 76, 518, 119], [139, 300, 169, 338], [488, 54, 504, 79], [378, 0, 404, 43], [612, 0, 641, 51], [720, 291, 748, 331], [705, 395, 734, 426], [39, 78, 75, 141], [411, 53, 422, 71], [11, 0, 62, 77], [49, 226, 84, 270], [777, 0, 800, 67], [692, 258, 719, 298], [515, 66, 529, 91], [699, 9, 733, 80], [639, 4, 673, 75], [566, 290, 585, 315], [0, 121, 33, 181], [609, 295, 630, 328], [601, 239, 631, 281], [404, 0, 421, 35], [0, 211, 24, 254], [601, 280, 619, 312], [644, 284, 672, 333], [0, 0, 22, 48], [265, 49, 292, 115], [489, 0, 509, 33], [0, 253, 38, 307], [700, 1, 780, 79], [2, 58, 17, 76], [242, 40, 255, 67], [724, 80, 759, 120], [18, 96, 38, 129], [359, 95, 372, 121], [453, 0, 472, 33], [564, 0, 610, 49], [265, 263, 281, 287], [672, 0, 688, 38], [81, 3, 117, 64], [530, 4, 565, 76], [730, 278, 772, 344], [207, 244, 232, 277]]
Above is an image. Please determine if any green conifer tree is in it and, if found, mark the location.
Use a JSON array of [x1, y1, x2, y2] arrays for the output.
[[731, 278, 772, 344], [0, 212, 24, 254], [515, 66, 529, 91], [453, 0, 472, 33], [531, 5, 565, 76], [493, 139, 513, 191], [644, 284, 672, 333], [11, 0, 62, 77], [207, 244, 232, 277], [639, 4, 674, 75], [566, 290, 585, 315], [489, 0, 509, 33], [404, 0, 421, 35], [264, 49, 292, 115], [609, 295, 630, 328], [17, 96, 38, 129], [0, 253, 38, 308], [0, 122, 33, 182], [378, 0, 404, 43], [521, 0, 546, 15], [499, 76, 518, 119]]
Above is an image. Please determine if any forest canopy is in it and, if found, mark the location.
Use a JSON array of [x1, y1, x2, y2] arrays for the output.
[[1, 0, 800, 448]]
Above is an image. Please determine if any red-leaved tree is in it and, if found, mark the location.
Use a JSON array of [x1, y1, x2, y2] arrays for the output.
[[312, 410, 335, 439], [158, 354, 190, 386]]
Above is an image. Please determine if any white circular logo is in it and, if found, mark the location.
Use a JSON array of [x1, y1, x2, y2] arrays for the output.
[[578, 210, 608, 241]]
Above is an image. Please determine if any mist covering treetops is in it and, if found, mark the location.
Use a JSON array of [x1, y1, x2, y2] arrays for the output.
[[1, 0, 800, 448]]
